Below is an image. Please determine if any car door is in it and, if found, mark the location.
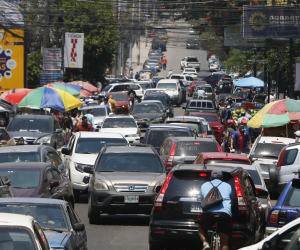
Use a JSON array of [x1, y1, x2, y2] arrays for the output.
[[52, 119, 64, 149], [64, 136, 76, 178], [66, 205, 87, 250]]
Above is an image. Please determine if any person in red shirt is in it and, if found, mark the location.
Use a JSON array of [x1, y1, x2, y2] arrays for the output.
[[76, 116, 94, 132]]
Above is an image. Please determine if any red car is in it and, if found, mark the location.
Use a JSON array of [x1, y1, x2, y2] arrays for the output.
[[105, 92, 130, 114], [194, 152, 251, 164], [189, 112, 223, 143], [188, 80, 207, 97]]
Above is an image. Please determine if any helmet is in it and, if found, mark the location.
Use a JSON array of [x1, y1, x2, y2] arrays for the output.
[[199, 86, 203, 89], [233, 117, 238, 120], [229, 120, 235, 126]]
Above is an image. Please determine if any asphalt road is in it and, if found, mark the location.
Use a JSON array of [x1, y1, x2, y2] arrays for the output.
[[74, 22, 277, 250]]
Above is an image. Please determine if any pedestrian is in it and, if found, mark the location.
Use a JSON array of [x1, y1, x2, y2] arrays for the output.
[[197, 86, 205, 99], [17, 137, 25, 145], [64, 112, 73, 143], [146, 72, 151, 79], [295, 130, 300, 143], [100, 96, 112, 111], [76, 116, 94, 132], [142, 72, 146, 80], [230, 123, 252, 154], [130, 68, 133, 79], [167, 69, 172, 78], [238, 112, 249, 131], [108, 95, 117, 114], [265, 91, 275, 104], [74, 110, 83, 127], [135, 71, 140, 80], [85, 109, 95, 128], [225, 105, 232, 122], [135, 37, 138, 46], [124, 67, 128, 77]]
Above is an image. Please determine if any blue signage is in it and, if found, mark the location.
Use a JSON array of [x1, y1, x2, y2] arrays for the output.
[[39, 73, 63, 86]]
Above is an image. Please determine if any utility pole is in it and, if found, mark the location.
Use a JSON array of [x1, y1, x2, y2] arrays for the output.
[[253, 50, 257, 77], [289, 38, 294, 98]]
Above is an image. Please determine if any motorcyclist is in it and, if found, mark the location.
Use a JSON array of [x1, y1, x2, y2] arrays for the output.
[[162, 56, 167, 70], [222, 120, 236, 152]]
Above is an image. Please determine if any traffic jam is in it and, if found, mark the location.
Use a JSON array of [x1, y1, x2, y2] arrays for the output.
[[0, 32, 300, 250]]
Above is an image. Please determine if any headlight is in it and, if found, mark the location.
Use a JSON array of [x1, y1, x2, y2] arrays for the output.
[[125, 134, 138, 137], [153, 180, 165, 192], [36, 136, 51, 144], [94, 180, 109, 191], [122, 105, 128, 108], [74, 163, 92, 173]]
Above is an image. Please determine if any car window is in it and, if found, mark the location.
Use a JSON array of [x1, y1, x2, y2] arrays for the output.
[[102, 118, 137, 128], [283, 186, 300, 207], [166, 122, 203, 134], [253, 143, 288, 159], [48, 151, 61, 165], [147, 130, 190, 147], [67, 205, 79, 226], [7, 117, 52, 133], [44, 170, 54, 188], [207, 102, 213, 108], [33, 222, 51, 250], [0, 168, 41, 188], [83, 107, 106, 117], [44, 152, 52, 163], [282, 149, 298, 166], [243, 176, 254, 196], [109, 93, 128, 101], [175, 141, 219, 156], [133, 104, 161, 114], [276, 225, 300, 250], [202, 102, 206, 108], [0, 152, 40, 163], [190, 114, 219, 123], [189, 101, 196, 108], [157, 83, 177, 90]]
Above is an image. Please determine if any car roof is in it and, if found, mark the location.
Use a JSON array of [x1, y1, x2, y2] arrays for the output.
[[0, 145, 42, 153], [258, 136, 295, 144], [174, 116, 203, 121], [76, 132, 125, 138], [157, 79, 178, 84], [0, 197, 67, 205], [0, 213, 35, 227], [142, 100, 163, 104], [200, 152, 250, 161], [166, 118, 202, 123], [170, 137, 216, 142], [148, 124, 193, 130], [104, 115, 134, 119], [14, 115, 51, 120], [81, 105, 105, 110], [189, 112, 218, 117], [135, 102, 159, 106], [0, 162, 51, 169], [105, 146, 155, 154], [175, 164, 239, 173]]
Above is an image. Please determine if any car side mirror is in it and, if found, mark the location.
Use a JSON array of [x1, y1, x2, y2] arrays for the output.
[[139, 136, 144, 142], [50, 180, 59, 188], [73, 223, 85, 232], [178, 88, 180, 91], [138, 125, 143, 129], [262, 241, 271, 250], [55, 129, 63, 133], [109, 112, 114, 116], [61, 147, 71, 155], [84, 166, 94, 174], [256, 188, 269, 198]]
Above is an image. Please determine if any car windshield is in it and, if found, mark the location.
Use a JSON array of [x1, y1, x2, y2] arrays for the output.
[[7, 118, 51, 133], [0, 204, 69, 232], [147, 102, 163, 110], [0, 169, 41, 188], [102, 118, 136, 128], [0, 227, 37, 249], [157, 83, 177, 90], [283, 186, 300, 207], [108, 94, 128, 101], [83, 108, 106, 117], [171, 76, 183, 80], [139, 83, 152, 90], [144, 95, 168, 105], [253, 143, 287, 159], [75, 138, 127, 154], [147, 130, 189, 147], [175, 141, 219, 156], [133, 104, 161, 114], [97, 153, 163, 173], [103, 84, 112, 91], [0, 153, 40, 163], [187, 58, 198, 62], [166, 122, 203, 133], [148, 60, 159, 64], [185, 69, 196, 72], [190, 114, 219, 123]]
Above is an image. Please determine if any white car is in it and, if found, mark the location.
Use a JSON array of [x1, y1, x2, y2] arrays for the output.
[[183, 68, 198, 79], [240, 217, 300, 250], [81, 105, 110, 128], [209, 60, 221, 72], [156, 79, 183, 106], [99, 115, 141, 143], [249, 136, 294, 192], [170, 74, 194, 86], [189, 27, 196, 35], [61, 131, 128, 201], [0, 213, 51, 250], [99, 83, 144, 100]]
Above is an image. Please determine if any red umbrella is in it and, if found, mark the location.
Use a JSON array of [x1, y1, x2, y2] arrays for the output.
[[5, 89, 33, 104], [0, 88, 30, 99], [68, 81, 100, 97]]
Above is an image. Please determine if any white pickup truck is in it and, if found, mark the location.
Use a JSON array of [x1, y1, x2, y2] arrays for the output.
[[180, 56, 201, 72]]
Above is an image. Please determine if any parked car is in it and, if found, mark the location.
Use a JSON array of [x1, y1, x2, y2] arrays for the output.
[[189, 112, 223, 143], [84, 144, 167, 224], [149, 165, 267, 249], [142, 124, 198, 151], [0, 198, 87, 250], [156, 79, 183, 107], [180, 56, 200, 71], [0, 162, 75, 207], [0, 128, 15, 147], [0, 213, 51, 250], [6, 114, 65, 149], [105, 92, 130, 114], [188, 81, 207, 97], [159, 137, 221, 170], [144, 93, 174, 118], [183, 100, 218, 116], [0, 144, 67, 176], [61, 131, 127, 201]]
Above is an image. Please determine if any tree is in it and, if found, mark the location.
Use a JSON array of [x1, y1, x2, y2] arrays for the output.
[[27, 51, 42, 88]]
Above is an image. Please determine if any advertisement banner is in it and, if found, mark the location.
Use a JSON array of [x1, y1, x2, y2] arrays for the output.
[[243, 6, 300, 38], [295, 62, 300, 91], [224, 27, 264, 47], [39, 73, 63, 86], [64, 33, 84, 68], [0, 29, 24, 91], [43, 48, 61, 71]]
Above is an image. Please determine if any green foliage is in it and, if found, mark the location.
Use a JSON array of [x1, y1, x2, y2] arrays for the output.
[[27, 51, 42, 88]]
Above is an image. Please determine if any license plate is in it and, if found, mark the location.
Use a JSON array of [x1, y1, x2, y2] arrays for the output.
[[191, 204, 202, 213], [124, 196, 139, 203]]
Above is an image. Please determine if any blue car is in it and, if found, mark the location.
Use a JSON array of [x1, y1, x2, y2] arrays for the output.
[[266, 178, 300, 236], [0, 198, 87, 250]]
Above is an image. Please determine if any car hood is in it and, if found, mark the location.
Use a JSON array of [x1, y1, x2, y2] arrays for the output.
[[133, 113, 162, 120], [73, 153, 98, 166], [100, 127, 137, 136], [14, 188, 37, 197], [8, 131, 50, 140], [96, 172, 166, 186], [94, 116, 105, 125], [115, 100, 129, 106], [44, 230, 69, 248]]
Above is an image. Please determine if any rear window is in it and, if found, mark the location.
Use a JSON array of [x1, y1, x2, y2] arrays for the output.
[[282, 149, 298, 166], [188, 101, 213, 109], [254, 143, 287, 159], [144, 95, 168, 105], [205, 160, 250, 165], [190, 114, 219, 123], [166, 170, 236, 195], [175, 141, 219, 156], [246, 170, 262, 185], [171, 76, 183, 80], [166, 122, 203, 133], [283, 186, 300, 207], [147, 130, 189, 147], [187, 58, 198, 62]]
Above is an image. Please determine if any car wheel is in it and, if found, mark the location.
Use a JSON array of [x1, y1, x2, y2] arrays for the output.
[[88, 197, 101, 224], [269, 165, 278, 189], [73, 189, 80, 203]]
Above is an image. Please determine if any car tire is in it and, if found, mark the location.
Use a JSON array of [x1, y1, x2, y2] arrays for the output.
[[73, 189, 80, 203], [88, 197, 101, 224], [269, 165, 278, 189]]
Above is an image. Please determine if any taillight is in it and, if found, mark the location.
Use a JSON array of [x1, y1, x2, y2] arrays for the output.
[[233, 174, 247, 214], [217, 102, 221, 105], [183, 73, 187, 75], [153, 172, 174, 211], [193, 73, 197, 75], [166, 142, 177, 170], [269, 210, 279, 224], [199, 97, 203, 100], [277, 148, 286, 167], [142, 90, 144, 94], [185, 112, 187, 115], [202, 133, 207, 138]]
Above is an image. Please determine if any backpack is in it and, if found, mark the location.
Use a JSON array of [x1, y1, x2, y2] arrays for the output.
[[201, 182, 223, 211]]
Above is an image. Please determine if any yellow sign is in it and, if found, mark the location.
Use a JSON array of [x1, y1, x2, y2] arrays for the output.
[[0, 29, 24, 91], [250, 12, 267, 31], [267, 0, 288, 5]]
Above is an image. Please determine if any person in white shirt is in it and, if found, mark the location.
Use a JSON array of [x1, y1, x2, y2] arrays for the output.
[[167, 69, 172, 78], [100, 97, 112, 111], [142, 72, 146, 80], [197, 86, 205, 99], [265, 91, 275, 104]]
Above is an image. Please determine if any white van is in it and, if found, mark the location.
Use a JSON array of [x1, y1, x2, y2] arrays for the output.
[[156, 79, 183, 106]]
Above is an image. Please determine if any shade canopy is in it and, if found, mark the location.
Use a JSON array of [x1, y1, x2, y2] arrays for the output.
[[233, 77, 264, 88]]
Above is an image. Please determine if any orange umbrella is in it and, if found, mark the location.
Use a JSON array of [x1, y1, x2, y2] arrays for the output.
[[5, 89, 33, 104], [0, 88, 30, 99], [68, 81, 100, 97]]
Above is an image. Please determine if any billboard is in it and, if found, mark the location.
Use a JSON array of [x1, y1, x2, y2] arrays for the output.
[[224, 26, 264, 47], [295, 62, 300, 92], [267, 0, 288, 5], [0, 29, 24, 91], [243, 6, 300, 38], [43, 48, 61, 70], [64, 33, 84, 68]]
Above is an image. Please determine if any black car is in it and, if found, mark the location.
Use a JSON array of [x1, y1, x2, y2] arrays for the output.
[[201, 74, 224, 89], [186, 38, 200, 49], [183, 100, 219, 116], [149, 164, 267, 249], [84, 144, 166, 224], [144, 93, 174, 118], [0, 145, 67, 177], [178, 80, 187, 103], [132, 103, 165, 130], [7, 114, 65, 149], [152, 39, 167, 52]]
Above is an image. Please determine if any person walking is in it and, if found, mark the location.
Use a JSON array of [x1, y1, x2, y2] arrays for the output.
[[167, 69, 172, 78], [85, 109, 95, 128], [129, 69, 133, 79], [265, 91, 275, 104], [162, 56, 167, 70], [230, 123, 252, 154], [135, 71, 140, 80], [108, 95, 117, 114], [222, 120, 236, 152], [76, 116, 94, 132]]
